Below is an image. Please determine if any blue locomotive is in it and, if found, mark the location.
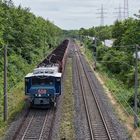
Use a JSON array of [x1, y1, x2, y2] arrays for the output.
[[25, 65, 61, 107]]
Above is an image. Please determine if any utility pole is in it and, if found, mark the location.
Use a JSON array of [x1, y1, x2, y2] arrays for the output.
[[93, 37, 97, 70], [94, 37, 97, 62], [134, 45, 139, 128], [44, 38, 46, 58], [4, 45, 8, 121]]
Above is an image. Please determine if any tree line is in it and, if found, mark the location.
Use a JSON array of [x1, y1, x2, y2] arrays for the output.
[[78, 12, 140, 88], [0, 0, 63, 95], [76, 11, 140, 109]]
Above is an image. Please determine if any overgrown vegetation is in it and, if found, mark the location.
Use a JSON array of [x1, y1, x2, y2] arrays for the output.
[[83, 47, 140, 138], [81, 46, 135, 114], [79, 16, 140, 87], [0, 0, 63, 136], [77, 11, 140, 114]]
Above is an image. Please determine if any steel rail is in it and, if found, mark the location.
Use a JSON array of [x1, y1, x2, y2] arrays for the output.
[[21, 114, 35, 140], [74, 50, 94, 140], [76, 48, 113, 140], [38, 111, 49, 140], [39, 109, 56, 140], [21, 110, 49, 140]]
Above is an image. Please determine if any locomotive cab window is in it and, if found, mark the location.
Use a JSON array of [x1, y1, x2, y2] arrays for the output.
[[31, 77, 54, 86], [56, 78, 61, 82]]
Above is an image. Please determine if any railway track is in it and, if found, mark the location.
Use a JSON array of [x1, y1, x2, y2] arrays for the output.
[[10, 40, 69, 140], [73, 44, 117, 140], [13, 109, 55, 140]]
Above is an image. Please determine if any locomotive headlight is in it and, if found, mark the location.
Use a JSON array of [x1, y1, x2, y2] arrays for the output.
[[38, 94, 41, 97]]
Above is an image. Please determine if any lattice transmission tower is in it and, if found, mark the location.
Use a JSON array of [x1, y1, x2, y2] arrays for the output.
[[97, 4, 107, 26], [114, 4, 123, 21], [124, 0, 129, 19]]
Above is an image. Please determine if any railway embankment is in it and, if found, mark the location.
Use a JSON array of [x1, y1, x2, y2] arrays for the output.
[[80, 44, 140, 140]]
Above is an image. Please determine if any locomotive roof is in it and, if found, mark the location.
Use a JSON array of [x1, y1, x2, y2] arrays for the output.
[[25, 66, 61, 78]]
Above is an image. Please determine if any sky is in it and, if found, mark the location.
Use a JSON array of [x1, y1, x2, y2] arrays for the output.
[[12, 0, 140, 30]]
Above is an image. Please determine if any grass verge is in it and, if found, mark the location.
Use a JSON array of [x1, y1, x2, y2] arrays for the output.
[[0, 82, 25, 137], [59, 58, 75, 140]]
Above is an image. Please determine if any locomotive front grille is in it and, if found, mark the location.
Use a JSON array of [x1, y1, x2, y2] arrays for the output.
[[34, 98, 50, 105]]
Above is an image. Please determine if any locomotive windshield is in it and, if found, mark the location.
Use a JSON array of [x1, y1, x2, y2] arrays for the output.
[[32, 76, 54, 86]]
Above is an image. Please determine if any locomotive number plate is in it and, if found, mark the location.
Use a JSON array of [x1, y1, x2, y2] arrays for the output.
[[38, 89, 47, 94]]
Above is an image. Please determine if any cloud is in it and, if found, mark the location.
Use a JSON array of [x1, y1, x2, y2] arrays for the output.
[[13, 0, 140, 29]]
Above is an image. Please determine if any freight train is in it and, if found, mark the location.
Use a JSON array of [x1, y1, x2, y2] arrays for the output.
[[25, 40, 69, 107]]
